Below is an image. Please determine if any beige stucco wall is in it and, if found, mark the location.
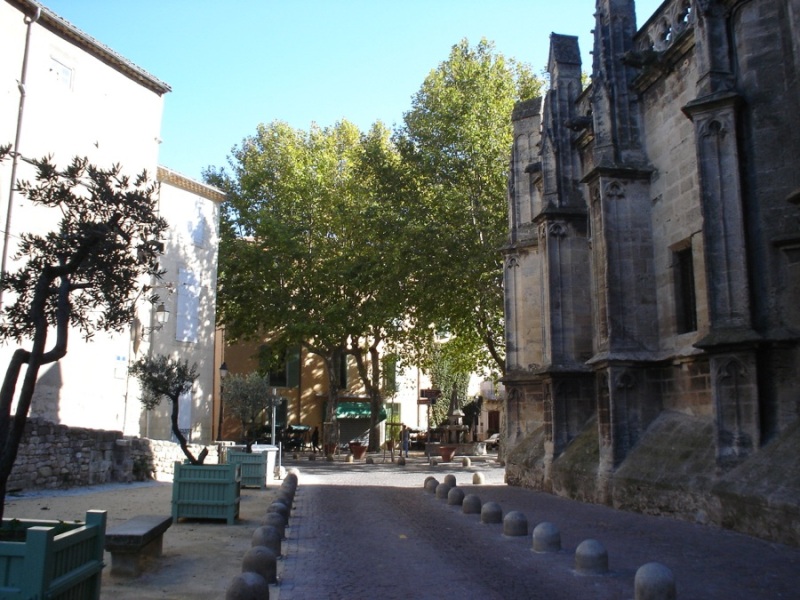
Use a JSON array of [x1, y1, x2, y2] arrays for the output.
[[0, 3, 223, 441], [136, 168, 222, 443]]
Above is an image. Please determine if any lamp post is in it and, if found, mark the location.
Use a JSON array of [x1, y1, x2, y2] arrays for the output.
[[218, 362, 228, 441], [268, 388, 285, 479], [141, 302, 170, 339]]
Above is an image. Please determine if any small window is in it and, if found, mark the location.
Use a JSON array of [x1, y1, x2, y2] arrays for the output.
[[674, 246, 697, 333], [258, 345, 300, 388], [49, 57, 73, 89]]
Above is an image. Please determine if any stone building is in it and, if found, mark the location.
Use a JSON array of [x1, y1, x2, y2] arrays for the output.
[[503, 0, 800, 544]]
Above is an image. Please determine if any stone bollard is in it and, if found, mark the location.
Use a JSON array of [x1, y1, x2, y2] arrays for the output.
[[503, 511, 528, 536], [397, 456, 406, 466], [225, 571, 270, 600], [532, 522, 561, 553], [435, 482, 453, 499], [242, 546, 277, 584], [252, 525, 282, 557], [277, 488, 294, 504], [481, 501, 503, 524], [262, 512, 286, 539], [346, 455, 354, 463], [308, 453, 316, 461], [472, 472, 485, 485], [366, 457, 374, 464], [447, 486, 465, 506], [292, 453, 299, 460], [462, 494, 482, 514], [268, 501, 289, 520], [286, 468, 300, 479], [635, 562, 676, 600], [444, 474, 457, 487], [424, 477, 439, 493], [461, 457, 471, 467], [575, 539, 608, 575], [430, 458, 438, 466], [276, 493, 294, 510]]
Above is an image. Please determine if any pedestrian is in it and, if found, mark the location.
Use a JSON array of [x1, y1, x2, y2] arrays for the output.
[[311, 426, 320, 452], [401, 424, 410, 458]]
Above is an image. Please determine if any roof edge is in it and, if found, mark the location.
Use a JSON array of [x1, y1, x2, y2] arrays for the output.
[[6, 0, 171, 96]]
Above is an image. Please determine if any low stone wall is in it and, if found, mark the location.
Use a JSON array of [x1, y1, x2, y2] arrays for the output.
[[505, 411, 800, 546], [8, 418, 219, 493]]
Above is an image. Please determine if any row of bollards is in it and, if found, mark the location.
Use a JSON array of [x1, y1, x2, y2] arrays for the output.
[[226, 468, 301, 600], [424, 473, 676, 600]]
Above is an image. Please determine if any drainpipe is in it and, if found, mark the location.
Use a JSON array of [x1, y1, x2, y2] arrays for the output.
[[2, 7, 41, 307]]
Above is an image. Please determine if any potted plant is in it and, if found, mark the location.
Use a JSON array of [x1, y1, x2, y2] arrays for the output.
[[349, 441, 368, 460], [0, 510, 107, 598], [130, 355, 241, 523], [221, 372, 280, 488]]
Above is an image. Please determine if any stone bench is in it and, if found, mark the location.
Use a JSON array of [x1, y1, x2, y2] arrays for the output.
[[104, 514, 172, 577]]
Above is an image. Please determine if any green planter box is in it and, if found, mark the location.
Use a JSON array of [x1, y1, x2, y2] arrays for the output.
[[0, 510, 106, 599], [227, 451, 268, 489], [172, 462, 241, 524]]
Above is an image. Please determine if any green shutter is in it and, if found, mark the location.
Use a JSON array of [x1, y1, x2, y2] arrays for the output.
[[286, 346, 300, 388]]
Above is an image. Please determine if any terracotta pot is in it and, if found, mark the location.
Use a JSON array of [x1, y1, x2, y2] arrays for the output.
[[438, 446, 457, 462], [349, 443, 368, 460]]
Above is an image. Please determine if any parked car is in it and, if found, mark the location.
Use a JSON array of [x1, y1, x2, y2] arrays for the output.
[[485, 433, 500, 450]]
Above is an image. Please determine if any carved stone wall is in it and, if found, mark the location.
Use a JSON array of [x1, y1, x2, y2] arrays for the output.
[[503, 0, 800, 544]]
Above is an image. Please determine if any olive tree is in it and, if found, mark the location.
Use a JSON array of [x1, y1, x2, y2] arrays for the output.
[[0, 149, 167, 517], [129, 354, 205, 464]]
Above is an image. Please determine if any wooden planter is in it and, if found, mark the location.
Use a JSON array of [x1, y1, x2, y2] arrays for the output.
[[349, 443, 368, 460], [0, 510, 106, 599], [227, 451, 268, 489], [172, 462, 241, 524]]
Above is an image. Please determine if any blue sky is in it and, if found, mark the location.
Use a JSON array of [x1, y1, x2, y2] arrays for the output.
[[41, 1, 663, 181]]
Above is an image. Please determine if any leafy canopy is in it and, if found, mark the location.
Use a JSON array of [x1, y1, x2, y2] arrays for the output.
[[395, 38, 543, 375], [129, 354, 203, 464]]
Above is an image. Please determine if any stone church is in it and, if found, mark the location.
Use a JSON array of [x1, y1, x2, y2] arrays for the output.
[[503, 0, 800, 544]]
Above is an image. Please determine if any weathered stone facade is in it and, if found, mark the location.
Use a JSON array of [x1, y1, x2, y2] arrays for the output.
[[503, 0, 800, 544], [7, 418, 219, 492]]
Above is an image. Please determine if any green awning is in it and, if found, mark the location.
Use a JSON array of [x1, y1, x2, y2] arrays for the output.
[[335, 402, 387, 420]]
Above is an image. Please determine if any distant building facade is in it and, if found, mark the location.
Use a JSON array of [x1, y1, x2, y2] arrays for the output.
[[503, 0, 800, 543]]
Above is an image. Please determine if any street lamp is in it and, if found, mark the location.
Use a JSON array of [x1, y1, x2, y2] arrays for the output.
[[267, 388, 286, 479], [218, 362, 228, 441], [141, 302, 170, 339]]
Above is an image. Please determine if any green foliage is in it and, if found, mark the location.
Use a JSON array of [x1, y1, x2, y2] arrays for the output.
[[206, 120, 412, 445], [129, 354, 202, 464], [222, 372, 275, 441], [130, 354, 198, 408], [1, 156, 167, 343], [426, 341, 471, 428], [395, 38, 544, 376]]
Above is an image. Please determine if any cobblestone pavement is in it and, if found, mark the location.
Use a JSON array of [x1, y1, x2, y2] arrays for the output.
[[274, 453, 800, 600]]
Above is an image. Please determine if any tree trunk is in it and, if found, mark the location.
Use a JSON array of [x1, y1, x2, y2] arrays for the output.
[[170, 396, 200, 464]]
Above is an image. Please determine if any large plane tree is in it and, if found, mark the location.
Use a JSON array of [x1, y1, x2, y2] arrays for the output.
[[206, 120, 411, 450]]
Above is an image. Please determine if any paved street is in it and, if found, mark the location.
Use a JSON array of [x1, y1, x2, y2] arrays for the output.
[[275, 454, 800, 599]]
